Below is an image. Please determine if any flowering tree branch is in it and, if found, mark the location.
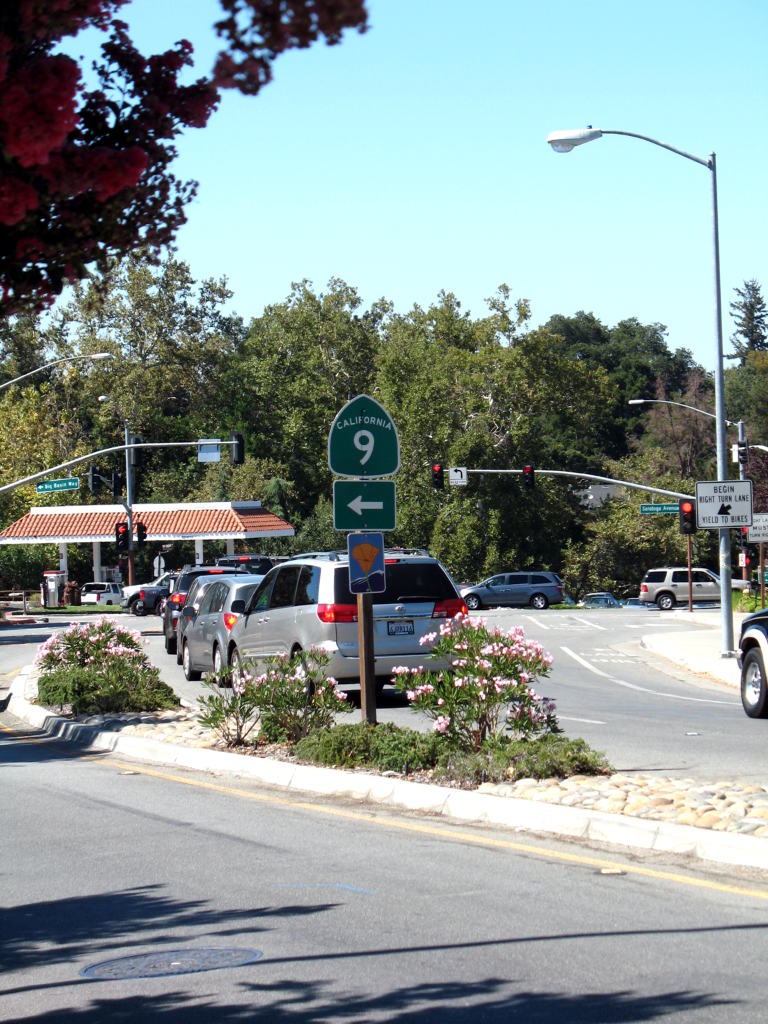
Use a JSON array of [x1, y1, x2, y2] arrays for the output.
[[0, 1, 367, 315]]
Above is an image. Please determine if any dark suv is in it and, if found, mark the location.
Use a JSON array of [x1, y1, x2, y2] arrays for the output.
[[163, 565, 251, 654]]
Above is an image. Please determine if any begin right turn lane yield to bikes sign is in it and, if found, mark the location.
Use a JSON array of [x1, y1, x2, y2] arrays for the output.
[[695, 479, 753, 529]]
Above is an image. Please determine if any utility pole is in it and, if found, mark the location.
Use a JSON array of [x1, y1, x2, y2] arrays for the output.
[[124, 421, 135, 586]]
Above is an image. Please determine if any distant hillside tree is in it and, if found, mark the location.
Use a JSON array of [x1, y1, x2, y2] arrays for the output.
[[728, 279, 767, 365]]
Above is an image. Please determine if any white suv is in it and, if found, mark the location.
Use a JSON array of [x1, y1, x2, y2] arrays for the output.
[[80, 581, 123, 605], [227, 550, 466, 685], [638, 567, 720, 610]]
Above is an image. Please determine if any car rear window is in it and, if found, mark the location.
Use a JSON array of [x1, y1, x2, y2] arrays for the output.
[[643, 571, 666, 583], [333, 562, 457, 604]]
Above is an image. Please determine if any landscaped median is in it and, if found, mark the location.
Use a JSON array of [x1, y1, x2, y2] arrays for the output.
[[7, 614, 768, 870]]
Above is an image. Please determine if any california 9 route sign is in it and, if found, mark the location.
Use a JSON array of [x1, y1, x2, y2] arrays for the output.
[[328, 395, 400, 478]]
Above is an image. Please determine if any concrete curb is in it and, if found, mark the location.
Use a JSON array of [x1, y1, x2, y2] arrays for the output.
[[7, 668, 768, 872]]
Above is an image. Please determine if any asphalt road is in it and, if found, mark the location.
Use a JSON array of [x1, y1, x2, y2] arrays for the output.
[[2, 714, 768, 1022], [141, 608, 763, 782]]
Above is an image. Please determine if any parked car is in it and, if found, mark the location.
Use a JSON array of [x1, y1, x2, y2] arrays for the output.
[[227, 549, 466, 687], [178, 574, 264, 680], [638, 567, 720, 610], [79, 581, 122, 606], [122, 571, 176, 613], [460, 572, 564, 611], [162, 565, 252, 654], [578, 591, 622, 608], [737, 609, 768, 718]]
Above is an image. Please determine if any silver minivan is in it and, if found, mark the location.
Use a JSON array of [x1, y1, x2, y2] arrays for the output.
[[226, 551, 466, 684]]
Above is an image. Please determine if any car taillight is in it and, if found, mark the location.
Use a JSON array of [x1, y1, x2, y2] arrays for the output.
[[317, 603, 358, 623], [223, 612, 238, 631], [170, 592, 186, 606], [641, 584, 648, 593], [139, 590, 145, 600], [432, 597, 468, 618]]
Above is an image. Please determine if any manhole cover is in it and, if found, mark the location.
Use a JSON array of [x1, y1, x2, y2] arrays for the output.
[[81, 947, 263, 980]]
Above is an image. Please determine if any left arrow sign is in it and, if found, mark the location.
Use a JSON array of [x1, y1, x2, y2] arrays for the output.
[[333, 480, 396, 531]]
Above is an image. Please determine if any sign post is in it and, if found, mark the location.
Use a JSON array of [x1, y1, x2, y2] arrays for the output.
[[328, 396, 401, 724]]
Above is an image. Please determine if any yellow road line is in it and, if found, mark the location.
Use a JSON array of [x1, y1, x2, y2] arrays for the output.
[[3, 722, 768, 902]]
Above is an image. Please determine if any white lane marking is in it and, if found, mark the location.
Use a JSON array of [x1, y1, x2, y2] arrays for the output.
[[568, 615, 607, 631], [558, 715, 606, 725], [560, 646, 735, 706], [521, 616, 550, 629], [625, 622, 696, 629]]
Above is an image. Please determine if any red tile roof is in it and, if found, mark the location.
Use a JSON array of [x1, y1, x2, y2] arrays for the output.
[[0, 502, 294, 544]]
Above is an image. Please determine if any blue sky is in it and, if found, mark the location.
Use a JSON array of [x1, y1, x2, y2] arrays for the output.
[[70, 0, 767, 373]]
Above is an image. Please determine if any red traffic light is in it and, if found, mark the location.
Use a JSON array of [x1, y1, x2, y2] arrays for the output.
[[678, 499, 696, 535], [521, 464, 535, 491], [431, 463, 444, 489]]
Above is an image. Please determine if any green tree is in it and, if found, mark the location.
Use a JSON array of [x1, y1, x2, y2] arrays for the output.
[[728, 279, 767, 365]]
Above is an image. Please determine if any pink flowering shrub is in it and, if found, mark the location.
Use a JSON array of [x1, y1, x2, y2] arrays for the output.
[[199, 647, 352, 747], [392, 615, 557, 751], [34, 616, 177, 713]]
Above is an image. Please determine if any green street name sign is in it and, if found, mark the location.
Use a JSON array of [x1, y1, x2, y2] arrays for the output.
[[639, 503, 679, 515], [328, 394, 400, 478], [333, 480, 396, 531], [35, 478, 79, 494]]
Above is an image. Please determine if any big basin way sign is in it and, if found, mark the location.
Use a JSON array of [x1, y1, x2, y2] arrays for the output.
[[328, 395, 400, 479], [695, 479, 753, 529]]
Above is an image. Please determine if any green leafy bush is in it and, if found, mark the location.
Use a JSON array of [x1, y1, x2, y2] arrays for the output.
[[296, 722, 444, 772], [34, 617, 177, 715], [295, 724, 611, 785]]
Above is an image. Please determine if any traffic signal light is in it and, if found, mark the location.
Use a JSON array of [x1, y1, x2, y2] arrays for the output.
[[87, 464, 100, 494], [678, 499, 696, 535], [431, 463, 444, 489], [743, 546, 757, 569], [135, 521, 147, 548], [111, 472, 122, 499], [231, 431, 245, 465], [737, 439, 749, 468], [521, 464, 535, 491], [115, 521, 130, 553]]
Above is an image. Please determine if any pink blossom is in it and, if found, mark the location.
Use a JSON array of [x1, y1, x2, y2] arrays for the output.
[[434, 715, 450, 734]]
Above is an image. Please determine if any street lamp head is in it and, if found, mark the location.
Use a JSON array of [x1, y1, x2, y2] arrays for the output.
[[546, 127, 604, 153], [628, 399, 646, 405], [91, 352, 114, 362]]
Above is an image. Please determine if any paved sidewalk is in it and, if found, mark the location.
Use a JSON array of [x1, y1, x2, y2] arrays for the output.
[[639, 609, 745, 689]]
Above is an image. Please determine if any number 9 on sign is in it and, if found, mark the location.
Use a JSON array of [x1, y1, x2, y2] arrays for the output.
[[354, 430, 374, 465]]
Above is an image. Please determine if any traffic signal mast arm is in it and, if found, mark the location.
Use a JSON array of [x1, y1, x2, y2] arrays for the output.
[[0, 438, 242, 496], [462, 467, 694, 501]]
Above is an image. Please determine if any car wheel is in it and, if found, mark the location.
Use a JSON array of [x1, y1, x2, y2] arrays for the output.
[[741, 648, 768, 718], [165, 630, 177, 655], [212, 645, 223, 675], [656, 593, 675, 611], [132, 600, 146, 617], [182, 642, 202, 682], [465, 594, 481, 611], [176, 637, 183, 665], [530, 593, 549, 610]]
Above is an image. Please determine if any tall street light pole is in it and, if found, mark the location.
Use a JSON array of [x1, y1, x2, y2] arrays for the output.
[[0, 352, 113, 390], [548, 127, 734, 654]]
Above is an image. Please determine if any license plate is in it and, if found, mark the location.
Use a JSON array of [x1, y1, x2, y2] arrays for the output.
[[387, 620, 414, 636]]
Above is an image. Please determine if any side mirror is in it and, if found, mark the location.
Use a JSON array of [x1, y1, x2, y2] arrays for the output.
[[230, 599, 246, 614]]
